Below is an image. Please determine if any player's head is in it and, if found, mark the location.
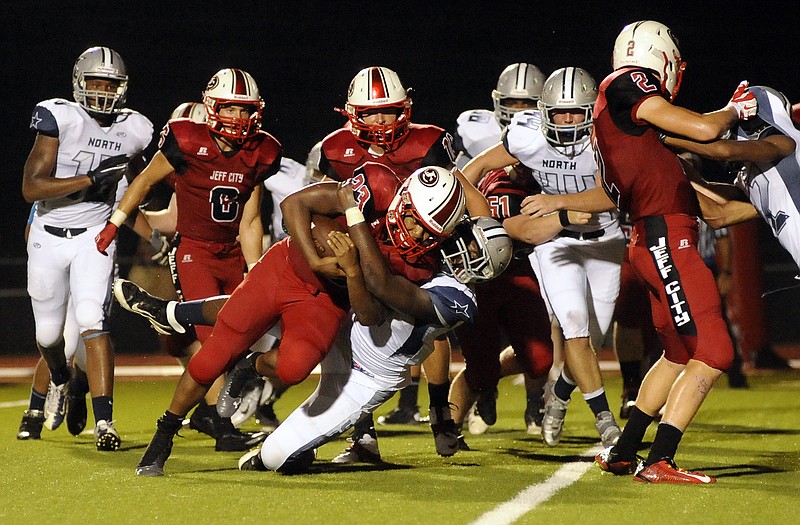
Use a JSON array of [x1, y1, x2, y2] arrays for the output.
[[492, 63, 545, 126], [170, 102, 207, 123], [538, 67, 597, 158], [337, 66, 412, 150], [72, 46, 128, 115], [612, 20, 685, 101], [203, 68, 264, 142], [386, 166, 466, 263], [440, 216, 512, 284]]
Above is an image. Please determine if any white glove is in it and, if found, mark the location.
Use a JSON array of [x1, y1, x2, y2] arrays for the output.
[[149, 229, 171, 266], [729, 80, 758, 120]]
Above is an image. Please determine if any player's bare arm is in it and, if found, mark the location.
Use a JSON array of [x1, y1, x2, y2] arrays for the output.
[[346, 219, 438, 324], [280, 181, 345, 277], [521, 170, 616, 218], [116, 151, 175, 217], [458, 142, 518, 187], [636, 93, 738, 142], [238, 184, 264, 268], [327, 230, 384, 326], [23, 134, 92, 202], [666, 133, 796, 163], [503, 209, 591, 246], [453, 168, 491, 217]]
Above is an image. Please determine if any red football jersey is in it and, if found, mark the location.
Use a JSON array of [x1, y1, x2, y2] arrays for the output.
[[160, 120, 282, 243], [593, 68, 700, 221], [318, 124, 454, 182]]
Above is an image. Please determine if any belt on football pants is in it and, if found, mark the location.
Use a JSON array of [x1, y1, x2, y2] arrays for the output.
[[43, 225, 88, 238], [559, 228, 605, 240]]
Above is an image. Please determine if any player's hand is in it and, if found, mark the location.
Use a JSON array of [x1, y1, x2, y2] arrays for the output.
[[728, 81, 758, 120], [149, 228, 170, 266], [310, 255, 346, 279], [521, 193, 564, 218], [336, 180, 358, 210], [95, 222, 118, 256], [327, 231, 359, 276], [567, 210, 592, 225], [87, 154, 130, 188]]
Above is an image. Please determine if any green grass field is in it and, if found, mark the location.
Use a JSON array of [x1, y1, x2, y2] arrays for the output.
[[2, 372, 800, 524]]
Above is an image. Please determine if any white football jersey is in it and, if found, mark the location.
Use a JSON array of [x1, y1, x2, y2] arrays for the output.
[[506, 110, 618, 233], [264, 157, 306, 241], [30, 99, 153, 228], [734, 87, 800, 269], [348, 274, 477, 390], [453, 109, 503, 169]]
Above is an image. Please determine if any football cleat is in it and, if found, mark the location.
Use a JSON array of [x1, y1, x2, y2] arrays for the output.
[[595, 446, 638, 475], [619, 389, 637, 420], [44, 380, 68, 431], [430, 406, 463, 457], [331, 433, 383, 464], [94, 420, 121, 451], [230, 378, 266, 428], [238, 448, 268, 471], [66, 369, 89, 436], [634, 458, 716, 484], [466, 404, 490, 435], [595, 410, 622, 447], [17, 409, 45, 440], [187, 402, 217, 438], [217, 355, 261, 418], [136, 431, 175, 476], [475, 388, 498, 426], [376, 405, 423, 425], [541, 394, 569, 447], [524, 394, 545, 435], [214, 416, 268, 452], [113, 279, 184, 335]]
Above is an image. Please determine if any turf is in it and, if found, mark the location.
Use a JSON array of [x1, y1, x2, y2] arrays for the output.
[[2, 372, 799, 524]]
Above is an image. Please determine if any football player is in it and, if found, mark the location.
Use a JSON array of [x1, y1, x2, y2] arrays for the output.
[[95, 68, 283, 452], [22, 46, 153, 451], [460, 67, 626, 448], [309, 66, 485, 432], [525, 21, 754, 483]]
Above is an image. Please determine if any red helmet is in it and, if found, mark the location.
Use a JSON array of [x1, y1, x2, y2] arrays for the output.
[[203, 68, 264, 141], [336, 67, 412, 150], [386, 166, 466, 262]]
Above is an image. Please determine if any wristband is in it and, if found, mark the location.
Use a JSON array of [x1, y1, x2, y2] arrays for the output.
[[109, 209, 128, 227], [345, 207, 365, 226], [558, 209, 572, 227]]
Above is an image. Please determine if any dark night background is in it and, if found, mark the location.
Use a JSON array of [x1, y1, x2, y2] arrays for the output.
[[2, 1, 799, 354]]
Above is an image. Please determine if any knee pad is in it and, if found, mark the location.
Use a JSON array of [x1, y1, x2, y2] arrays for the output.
[[36, 323, 65, 349], [73, 300, 104, 332]]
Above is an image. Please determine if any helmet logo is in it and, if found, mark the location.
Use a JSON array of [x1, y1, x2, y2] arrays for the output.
[[419, 168, 440, 187], [207, 75, 220, 91]]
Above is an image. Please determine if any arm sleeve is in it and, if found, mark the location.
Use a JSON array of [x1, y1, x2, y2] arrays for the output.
[[31, 105, 59, 138]]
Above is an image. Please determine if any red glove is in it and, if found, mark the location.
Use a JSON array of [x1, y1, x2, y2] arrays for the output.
[[95, 222, 118, 256], [729, 80, 758, 120]]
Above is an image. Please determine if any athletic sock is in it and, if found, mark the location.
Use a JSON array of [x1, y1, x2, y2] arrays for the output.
[[352, 414, 377, 438], [583, 388, 611, 415], [613, 406, 653, 458], [173, 299, 207, 327], [398, 378, 420, 410], [428, 381, 450, 410], [158, 411, 184, 434], [553, 373, 576, 402], [29, 388, 47, 411], [50, 366, 71, 386], [91, 396, 113, 423], [646, 422, 683, 465], [619, 360, 642, 392]]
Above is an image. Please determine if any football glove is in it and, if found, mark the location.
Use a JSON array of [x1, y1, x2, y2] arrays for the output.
[[95, 223, 118, 256], [149, 229, 171, 266], [729, 81, 758, 120], [87, 154, 130, 188]]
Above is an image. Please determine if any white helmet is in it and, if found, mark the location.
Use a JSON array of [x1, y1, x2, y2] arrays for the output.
[[337, 66, 412, 150], [170, 102, 207, 123], [538, 67, 597, 158], [203, 68, 264, 141], [492, 63, 545, 126], [72, 46, 128, 114], [612, 20, 685, 101], [440, 217, 512, 284], [386, 166, 466, 262]]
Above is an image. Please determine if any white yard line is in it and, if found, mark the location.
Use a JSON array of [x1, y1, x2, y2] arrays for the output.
[[469, 445, 603, 525]]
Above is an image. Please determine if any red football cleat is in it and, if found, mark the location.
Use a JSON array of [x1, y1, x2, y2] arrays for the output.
[[634, 459, 716, 484], [595, 446, 637, 475]]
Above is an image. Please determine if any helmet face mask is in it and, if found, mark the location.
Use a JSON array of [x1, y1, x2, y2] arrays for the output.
[[492, 63, 545, 126], [386, 167, 466, 263], [538, 67, 597, 158], [72, 46, 128, 115], [338, 66, 412, 150], [440, 217, 512, 284], [612, 20, 686, 101], [203, 68, 264, 142]]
